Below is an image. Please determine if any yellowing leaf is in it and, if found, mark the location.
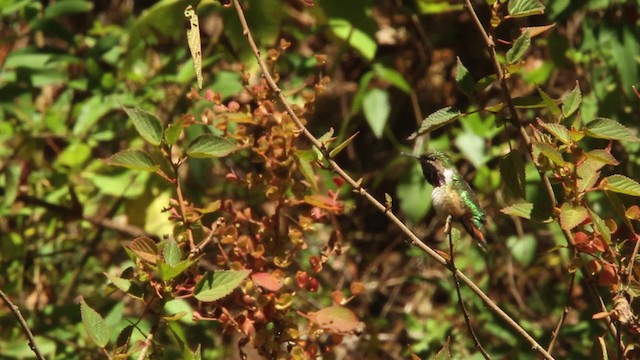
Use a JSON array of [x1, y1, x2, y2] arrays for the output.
[[600, 175, 640, 196], [185, 5, 202, 89], [304, 306, 363, 333], [559, 203, 589, 230], [127, 236, 158, 264]]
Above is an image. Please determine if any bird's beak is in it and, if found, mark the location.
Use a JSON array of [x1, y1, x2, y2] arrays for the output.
[[400, 152, 420, 159]]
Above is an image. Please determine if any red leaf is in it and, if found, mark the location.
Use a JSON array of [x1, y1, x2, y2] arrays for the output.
[[304, 306, 363, 333], [251, 272, 283, 292], [599, 264, 618, 286]]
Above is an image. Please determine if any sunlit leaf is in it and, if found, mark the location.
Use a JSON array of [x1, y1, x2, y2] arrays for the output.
[[194, 270, 251, 302], [104, 150, 159, 172], [537, 86, 561, 116], [251, 272, 283, 292], [163, 237, 182, 266], [123, 106, 163, 146], [104, 273, 131, 293], [508, 0, 545, 18], [501, 202, 533, 219], [373, 64, 410, 93], [561, 82, 581, 118], [537, 120, 571, 144], [533, 142, 565, 166], [506, 30, 531, 64], [165, 120, 183, 146], [559, 203, 589, 230], [186, 134, 239, 158], [330, 132, 359, 158], [158, 258, 198, 281], [127, 236, 158, 264], [600, 175, 640, 196], [184, 5, 202, 89], [408, 107, 461, 140], [363, 88, 390, 139], [80, 299, 110, 348], [586, 149, 619, 166], [305, 306, 362, 333], [585, 118, 640, 142]]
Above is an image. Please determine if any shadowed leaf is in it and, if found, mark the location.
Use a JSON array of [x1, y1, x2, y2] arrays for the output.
[[408, 107, 461, 140], [80, 299, 110, 348], [187, 135, 238, 158], [104, 150, 159, 172], [123, 106, 163, 146]]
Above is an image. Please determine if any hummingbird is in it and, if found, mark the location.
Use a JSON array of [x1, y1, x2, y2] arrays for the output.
[[402, 151, 488, 250]]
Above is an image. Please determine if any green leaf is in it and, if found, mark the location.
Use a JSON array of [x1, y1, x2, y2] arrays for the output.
[[507, 234, 537, 266], [501, 202, 534, 219], [599, 175, 640, 196], [44, 0, 93, 19], [506, 31, 531, 64], [398, 163, 432, 223], [328, 18, 377, 61], [537, 86, 561, 116], [408, 107, 461, 140], [508, 0, 545, 18], [295, 150, 318, 191], [589, 209, 611, 244], [373, 64, 410, 93], [186, 135, 238, 158], [533, 142, 565, 166], [3, 163, 21, 207], [559, 203, 589, 230], [586, 149, 619, 166], [163, 238, 182, 266], [80, 299, 110, 348], [362, 88, 390, 139], [561, 82, 581, 118], [455, 57, 475, 97], [159, 258, 199, 281], [194, 270, 251, 302], [576, 160, 601, 193], [499, 150, 526, 198], [165, 120, 183, 146], [123, 106, 163, 146], [537, 120, 571, 145], [585, 118, 640, 142], [104, 273, 132, 293], [104, 150, 159, 172], [330, 132, 359, 158]]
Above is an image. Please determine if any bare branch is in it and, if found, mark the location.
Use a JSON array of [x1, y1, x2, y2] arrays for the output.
[[0, 289, 45, 360]]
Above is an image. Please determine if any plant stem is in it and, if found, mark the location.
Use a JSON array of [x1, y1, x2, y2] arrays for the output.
[[0, 289, 45, 360]]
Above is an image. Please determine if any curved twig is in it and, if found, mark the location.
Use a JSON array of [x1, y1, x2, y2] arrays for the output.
[[446, 217, 491, 359], [230, 0, 554, 358], [0, 289, 45, 360]]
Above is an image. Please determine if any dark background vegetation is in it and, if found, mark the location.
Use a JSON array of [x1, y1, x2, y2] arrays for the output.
[[1, 0, 640, 359]]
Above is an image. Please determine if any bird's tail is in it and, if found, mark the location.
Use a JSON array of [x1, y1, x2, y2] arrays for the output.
[[461, 216, 487, 251]]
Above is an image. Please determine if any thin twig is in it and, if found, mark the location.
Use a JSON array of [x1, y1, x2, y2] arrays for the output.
[[546, 264, 576, 355], [174, 166, 196, 250], [230, 1, 553, 358], [0, 289, 45, 360], [136, 317, 160, 360], [462, 0, 621, 348], [446, 217, 491, 359]]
